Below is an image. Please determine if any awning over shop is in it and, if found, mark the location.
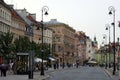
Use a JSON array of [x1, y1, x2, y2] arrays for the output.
[[87, 61, 97, 64], [48, 57, 56, 61], [34, 58, 47, 63]]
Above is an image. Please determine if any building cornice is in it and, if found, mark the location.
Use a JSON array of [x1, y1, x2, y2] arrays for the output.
[[0, 0, 12, 11]]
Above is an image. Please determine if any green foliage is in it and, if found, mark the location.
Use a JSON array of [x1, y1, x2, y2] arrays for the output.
[[0, 32, 14, 59], [43, 43, 51, 60], [34, 43, 41, 57], [0, 32, 52, 74], [34, 43, 51, 59], [0, 32, 52, 60], [14, 36, 31, 53]]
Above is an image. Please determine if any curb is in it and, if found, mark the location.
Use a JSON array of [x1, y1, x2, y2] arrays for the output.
[[103, 68, 120, 80], [103, 68, 113, 80]]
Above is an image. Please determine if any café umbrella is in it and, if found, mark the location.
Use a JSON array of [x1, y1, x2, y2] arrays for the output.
[[34, 58, 47, 63], [87, 61, 97, 64]]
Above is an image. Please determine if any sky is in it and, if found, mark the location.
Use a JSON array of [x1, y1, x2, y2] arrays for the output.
[[4, 0, 120, 47]]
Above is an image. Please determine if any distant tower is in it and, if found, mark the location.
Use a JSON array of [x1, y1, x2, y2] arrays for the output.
[[93, 36, 98, 50], [94, 36, 96, 41]]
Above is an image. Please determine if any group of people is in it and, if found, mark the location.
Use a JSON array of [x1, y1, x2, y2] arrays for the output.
[[0, 61, 14, 77]]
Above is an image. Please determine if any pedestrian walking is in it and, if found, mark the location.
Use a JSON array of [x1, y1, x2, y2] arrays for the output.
[[0, 62, 7, 77], [9, 62, 13, 70], [8, 61, 14, 74], [53, 62, 56, 69], [76, 60, 79, 68]]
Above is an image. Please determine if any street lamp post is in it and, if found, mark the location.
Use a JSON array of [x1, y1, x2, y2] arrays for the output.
[[105, 24, 111, 68], [28, 24, 34, 79], [108, 6, 116, 75], [103, 34, 107, 69], [117, 37, 120, 70], [62, 46, 65, 69], [39, 6, 49, 75], [47, 44, 51, 69], [100, 48, 103, 65], [105, 46, 107, 69], [101, 43, 104, 66]]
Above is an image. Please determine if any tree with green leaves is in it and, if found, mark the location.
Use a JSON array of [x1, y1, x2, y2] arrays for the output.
[[0, 32, 14, 60], [14, 36, 31, 53], [33, 43, 51, 59], [0, 32, 51, 62]]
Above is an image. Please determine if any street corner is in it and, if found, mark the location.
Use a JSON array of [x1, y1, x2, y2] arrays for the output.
[[104, 69, 113, 79], [103, 68, 120, 80]]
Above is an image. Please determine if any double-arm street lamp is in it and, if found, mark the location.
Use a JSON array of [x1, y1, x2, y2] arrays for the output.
[[108, 6, 116, 75], [105, 24, 111, 68], [37, 6, 49, 75]]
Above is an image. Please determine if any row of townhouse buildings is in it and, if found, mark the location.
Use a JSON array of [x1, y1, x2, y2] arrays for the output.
[[0, 0, 98, 65], [98, 40, 120, 65], [0, 0, 52, 64], [74, 31, 98, 65]]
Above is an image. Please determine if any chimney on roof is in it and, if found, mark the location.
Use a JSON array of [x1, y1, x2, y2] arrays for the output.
[[51, 19, 57, 22], [8, 5, 14, 9], [29, 13, 36, 20], [16, 8, 28, 17]]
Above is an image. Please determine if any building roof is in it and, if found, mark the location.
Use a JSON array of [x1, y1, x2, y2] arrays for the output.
[[11, 9, 26, 24], [15, 9, 33, 25], [27, 14, 37, 23], [0, 0, 12, 11], [46, 19, 76, 32], [46, 19, 65, 25]]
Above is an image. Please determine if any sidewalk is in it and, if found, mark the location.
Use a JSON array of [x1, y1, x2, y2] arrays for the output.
[[0, 67, 67, 80], [0, 66, 72, 80], [1, 66, 117, 80], [0, 70, 50, 80], [104, 67, 120, 80]]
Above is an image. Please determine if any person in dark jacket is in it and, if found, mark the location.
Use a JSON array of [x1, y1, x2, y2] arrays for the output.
[[0, 62, 7, 77]]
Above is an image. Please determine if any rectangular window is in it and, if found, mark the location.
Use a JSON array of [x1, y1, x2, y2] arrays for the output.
[[52, 44, 56, 52], [56, 37, 61, 42], [58, 46, 62, 52]]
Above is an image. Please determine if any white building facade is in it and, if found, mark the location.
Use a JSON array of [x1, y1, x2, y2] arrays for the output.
[[0, 0, 11, 34]]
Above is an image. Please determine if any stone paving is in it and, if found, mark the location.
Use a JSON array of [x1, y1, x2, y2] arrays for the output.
[[0, 66, 119, 80], [0, 67, 74, 80], [104, 68, 120, 80], [0, 71, 50, 80]]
